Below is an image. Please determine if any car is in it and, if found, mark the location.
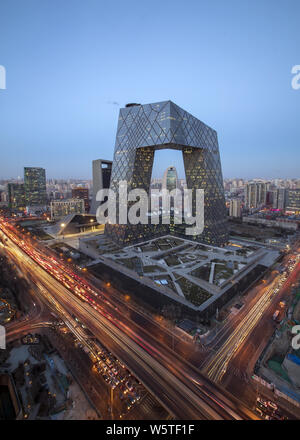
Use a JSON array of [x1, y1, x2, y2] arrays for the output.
[[126, 381, 134, 391], [267, 401, 278, 411], [255, 407, 264, 417], [257, 397, 268, 408]]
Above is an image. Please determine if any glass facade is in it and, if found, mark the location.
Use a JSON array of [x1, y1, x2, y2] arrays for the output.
[[105, 101, 228, 247], [7, 183, 25, 211], [72, 187, 90, 212], [24, 167, 47, 206], [91, 159, 112, 214], [162, 166, 178, 192]]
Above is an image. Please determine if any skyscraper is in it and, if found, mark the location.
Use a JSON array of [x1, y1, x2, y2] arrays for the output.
[[105, 100, 228, 247], [162, 166, 178, 192], [7, 183, 25, 211], [285, 189, 300, 213], [229, 199, 242, 218], [24, 167, 47, 206], [90, 159, 112, 215], [272, 188, 286, 210], [72, 187, 89, 213], [244, 182, 268, 209]]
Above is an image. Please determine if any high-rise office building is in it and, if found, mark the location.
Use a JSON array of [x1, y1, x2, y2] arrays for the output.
[[244, 182, 268, 209], [0, 190, 7, 204], [229, 199, 242, 218], [90, 159, 112, 214], [285, 189, 300, 213], [160, 166, 181, 219], [72, 187, 89, 213], [105, 100, 228, 247], [24, 167, 47, 206], [7, 183, 25, 211], [272, 188, 286, 210], [162, 166, 178, 192]]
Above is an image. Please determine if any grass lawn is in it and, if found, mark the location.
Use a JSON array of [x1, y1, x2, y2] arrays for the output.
[[143, 265, 166, 273], [164, 255, 181, 266], [191, 264, 211, 282], [176, 277, 212, 306]]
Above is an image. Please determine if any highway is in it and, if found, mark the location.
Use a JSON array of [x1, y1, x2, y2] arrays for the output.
[[0, 216, 258, 420], [202, 248, 300, 383]]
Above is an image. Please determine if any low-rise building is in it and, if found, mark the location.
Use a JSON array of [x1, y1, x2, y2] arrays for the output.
[[50, 198, 85, 220]]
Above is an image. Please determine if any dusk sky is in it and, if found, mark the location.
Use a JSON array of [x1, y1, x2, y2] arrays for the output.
[[0, 0, 299, 180]]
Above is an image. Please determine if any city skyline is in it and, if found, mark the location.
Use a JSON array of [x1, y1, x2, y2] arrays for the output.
[[1, 0, 300, 180], [1, 1, 300, 425]]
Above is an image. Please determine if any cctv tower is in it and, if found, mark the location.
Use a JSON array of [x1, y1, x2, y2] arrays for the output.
[[105, 101, 228, 247]]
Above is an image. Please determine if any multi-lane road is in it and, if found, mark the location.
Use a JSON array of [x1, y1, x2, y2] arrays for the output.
[[199, 241, 300, 419], [202, 265, 298, 382], [201, 247, 300, 381], [0, 216, 258, 420]]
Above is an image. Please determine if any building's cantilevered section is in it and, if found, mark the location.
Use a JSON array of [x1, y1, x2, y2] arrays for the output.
[[105, 100, 228, 247]]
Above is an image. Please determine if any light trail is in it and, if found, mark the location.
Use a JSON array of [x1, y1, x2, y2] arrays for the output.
[[203, 256, 300, 383], [0, 216, 259, 420]]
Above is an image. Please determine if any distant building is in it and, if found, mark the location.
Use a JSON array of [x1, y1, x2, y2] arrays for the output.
[[7, 183, 25, 211], [72, 187, 89, 213], [285, 189, 300, 213], [272, 188, 286, 210], [162, 166, 178, 192], [244, 182, 268, 209], [90, 159, 112, 215], [50, 198, 85, 221], [266, 190, 274, 206], [229, 199, 242, 218], [0, 190, 7, 203], [242, 216, 298, 231], [25, 205, 47, 216], [150, 178, 162, 190], [24, 167, 47, 206], [161, 166, 181, 218]]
